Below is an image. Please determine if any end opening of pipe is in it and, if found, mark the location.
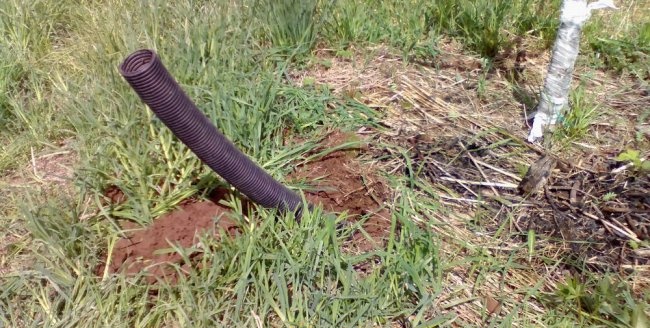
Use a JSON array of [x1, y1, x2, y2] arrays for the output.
[[119, 49, 157, 77]]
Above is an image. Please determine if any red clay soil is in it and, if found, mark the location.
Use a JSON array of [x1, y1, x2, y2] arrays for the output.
[[288, 131, 391, 252], [98, 189, 240, 283], [100, 131, 391, 282]]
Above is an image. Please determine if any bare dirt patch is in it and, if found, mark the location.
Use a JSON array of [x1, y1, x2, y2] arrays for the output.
[[100, 131, 391, 282], [98, 188, 239, 284], [297, 44, 649, 266], [289, 131, 391, 252], [3, 139, 78, 194]]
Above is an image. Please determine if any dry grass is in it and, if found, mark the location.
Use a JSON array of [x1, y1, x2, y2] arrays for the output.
[[288, 42, 650, 326], [0, 139, 78, 275], [3, 140, 78, 192]]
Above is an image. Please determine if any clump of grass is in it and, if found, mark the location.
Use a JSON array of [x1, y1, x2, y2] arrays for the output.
[[552, 83, 602, 143], [0, 0, 79, 171], [512, 0, 561, 48], [254, 0, 320, 56], [426, 0, 511, 58], [425, 0, 560, 58], [583, 1, 650, 79], [321, 0, 434, 56], [544, 275, 650, 327], [588, 22, 650, 79]]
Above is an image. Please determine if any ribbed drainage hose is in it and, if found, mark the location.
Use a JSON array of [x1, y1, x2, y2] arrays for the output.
[[119, 49, 307, 218]]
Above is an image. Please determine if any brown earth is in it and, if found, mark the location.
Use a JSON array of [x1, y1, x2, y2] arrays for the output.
[[402, 133, 649, 269], [288, 131, 391, 253], [98, 188, 240, 284], [100, 131, 390, 282]]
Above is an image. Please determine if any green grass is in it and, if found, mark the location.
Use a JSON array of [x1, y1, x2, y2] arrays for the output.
[[254, 0, 320, 56], [425, 0, 561, 57], [551, 82, 603, 145], [1, 0, 649, 326], [544, 274, 650, 327], [3, 192, 444, 326], [584, 1, 650, 79], [0, 0, 79, 171]]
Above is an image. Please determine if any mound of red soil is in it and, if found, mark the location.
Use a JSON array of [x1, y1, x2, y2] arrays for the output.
[[97, 189, 239, 283], [100, 131, 390, 282], [288, 132, 391, 252]]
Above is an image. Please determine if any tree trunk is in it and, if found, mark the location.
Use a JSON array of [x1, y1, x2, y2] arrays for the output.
[[527, 0, 616, 142]]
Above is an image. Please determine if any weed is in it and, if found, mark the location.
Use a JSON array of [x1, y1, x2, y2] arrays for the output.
[[546, 275, 650, 327], [615, 149, 650, 172], [477, 76, 487, 100], [425, 0, 560, 58], [587, 15, 650, 79], [552, 83, 602, 143], [636, 108, 650, 142], [601, 192, 617, 202]]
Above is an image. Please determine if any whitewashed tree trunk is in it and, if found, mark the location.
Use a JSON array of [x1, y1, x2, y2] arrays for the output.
[[527, 0, 616, 143]]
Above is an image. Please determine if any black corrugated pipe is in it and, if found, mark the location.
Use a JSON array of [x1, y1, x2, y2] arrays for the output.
[[119, 49, 308, 219]]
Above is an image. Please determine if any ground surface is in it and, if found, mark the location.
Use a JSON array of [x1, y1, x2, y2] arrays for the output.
[[1, 0, 649, 326], [288, 44, 650, 323], [103, 131, 393, 283]]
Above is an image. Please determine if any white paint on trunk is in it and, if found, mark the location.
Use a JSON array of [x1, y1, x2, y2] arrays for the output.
[[527, 0, 616, 143]]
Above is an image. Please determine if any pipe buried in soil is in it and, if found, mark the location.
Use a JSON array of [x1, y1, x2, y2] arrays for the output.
[[119, 49, 307, 218]]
